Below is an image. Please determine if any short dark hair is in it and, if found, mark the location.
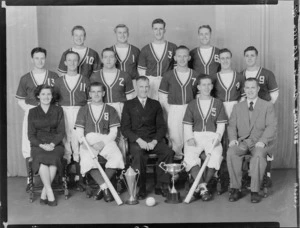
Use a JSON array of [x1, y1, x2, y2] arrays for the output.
[[245, 77, 260, 87], [152, 18, 166, 28], [114, 24, 129, 33], [65, 50, 80, 61], [175, 45, 190, 53], [101, 47, 116, 58], [71, 25, 86, 37], [89, 82, 106, 93], [198, 75, 212, 85], [219, 48, 232, 58], [34, 84, 59, 104], [198, 25, 212, 34], [244, 46, 258, 56], [136, 76, 149, 83], [31, 47, 47, 58]]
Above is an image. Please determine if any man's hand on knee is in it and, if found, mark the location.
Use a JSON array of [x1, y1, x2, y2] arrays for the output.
[[229, 140, 238, 147], [187, 138, 196, 147], [136, 138, 150, 151], [255, 142, 265, 148], [93, 141, 105, 151], [147, 140, 158, 150]]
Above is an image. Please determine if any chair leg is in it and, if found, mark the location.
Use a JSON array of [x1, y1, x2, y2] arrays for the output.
[[63, 162, 69, 200], [28, 159, 34, 203], [153, 165, 157, 187]]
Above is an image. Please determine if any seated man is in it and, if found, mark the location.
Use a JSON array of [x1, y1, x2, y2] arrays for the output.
[[75, 82, 125, 202], [183, 76, 227, 201], [121, 76, 174, 200], [227, 78, 277, 203]]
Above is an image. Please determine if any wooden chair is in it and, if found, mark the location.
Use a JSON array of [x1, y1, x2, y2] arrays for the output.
[[26, 157, 70, 203]]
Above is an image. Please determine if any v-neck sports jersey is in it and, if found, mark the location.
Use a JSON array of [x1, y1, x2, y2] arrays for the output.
[[58, 47, 101, 79], [159, 68, 201, 105], [16, 70, 59, 106], [189, 46, 220, 75], [211, 71, 244, 102], [112, 44, 140, 80], [183, 98, 227, 132], [241, 67, 279, 101], [138, 41, 177, 77], [90, 69, 134, 103], [75, 103, 120, 136], [54, 74, 90, 106]]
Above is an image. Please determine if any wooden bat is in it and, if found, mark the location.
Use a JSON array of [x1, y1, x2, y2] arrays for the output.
[[82, 137, 123, 206], [184, 136, 219, 204]]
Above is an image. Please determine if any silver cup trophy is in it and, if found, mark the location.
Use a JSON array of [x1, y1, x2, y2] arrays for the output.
[[121, 166, 140, 205], [159, 162, 185, 203]]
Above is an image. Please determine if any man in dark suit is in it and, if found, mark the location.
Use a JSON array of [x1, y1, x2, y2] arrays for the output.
[[121, 76, 174, 200], [227, 77, 277, 203]]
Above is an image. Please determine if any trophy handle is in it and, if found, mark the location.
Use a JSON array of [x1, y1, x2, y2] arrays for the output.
[[135, 169, 140, 183], [180, 163, 186, 172], [159, 162, 167, 172]]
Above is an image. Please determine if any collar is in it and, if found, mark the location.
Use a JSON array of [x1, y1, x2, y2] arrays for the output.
[[137, 97, 147, 104], [247, 97, 258, 108]]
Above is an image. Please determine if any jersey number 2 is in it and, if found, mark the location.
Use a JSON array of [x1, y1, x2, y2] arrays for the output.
[[119, 78, 124, 86]]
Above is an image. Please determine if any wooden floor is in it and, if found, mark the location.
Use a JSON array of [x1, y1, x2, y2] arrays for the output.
[[6, 169, 297, 227]]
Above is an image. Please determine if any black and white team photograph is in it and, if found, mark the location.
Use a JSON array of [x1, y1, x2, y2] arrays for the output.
[[2, 1, 299, 227]]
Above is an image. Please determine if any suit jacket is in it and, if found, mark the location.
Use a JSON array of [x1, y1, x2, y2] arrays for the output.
[[121, 97, 167, 143], [227, 98, 277, 148]]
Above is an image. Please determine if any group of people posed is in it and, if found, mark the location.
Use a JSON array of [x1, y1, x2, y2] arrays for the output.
[[16, 18, 278, 206]]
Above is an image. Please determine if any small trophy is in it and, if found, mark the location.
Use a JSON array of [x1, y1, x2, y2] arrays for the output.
[[159, 162, 185, 204], [121, 166, 140, 205]]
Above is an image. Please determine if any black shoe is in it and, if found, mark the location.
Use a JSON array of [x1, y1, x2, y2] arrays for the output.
[[48, 199, 57, 207], [93, 188, 104, 200], [155, 183, 169, 197], [86, 186, 93, 198], [251, 192, 261, 203], [200, 189, 212, 201], [137, 188, 147, 200], [103, 188, 114, 202], [229, 188, 242, 202], [40, 198, 48, 205]]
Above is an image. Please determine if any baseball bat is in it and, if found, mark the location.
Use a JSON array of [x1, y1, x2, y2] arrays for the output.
[[82, 137, 123, 206], [184, 136, 219, 204]]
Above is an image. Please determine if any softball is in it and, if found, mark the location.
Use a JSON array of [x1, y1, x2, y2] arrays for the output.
[[145, 197, 156, 207]]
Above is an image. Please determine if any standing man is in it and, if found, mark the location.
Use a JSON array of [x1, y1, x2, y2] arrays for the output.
[[111, 24, 140, 95], [241, 46, 279, 103], [54, 50, 90, 165], [189, 25, 220, 76], [16, 47, 59, 171], [158, 45, 201, 160], [58, 25, 101, 79], [227, 78, 277, 203], [121, 76, 174, 200], [211, 48, 244, 119], [183, 76, 227, 201], [138, 18, 177, 100], [75, 82, 125, 202]]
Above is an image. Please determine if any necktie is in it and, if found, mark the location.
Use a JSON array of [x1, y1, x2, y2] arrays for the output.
[[249, 101, 254, 111], [142, 99, 146, 108], [249, 101, 254, 120]]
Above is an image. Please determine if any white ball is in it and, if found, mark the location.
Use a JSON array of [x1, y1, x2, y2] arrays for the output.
[[145, 197, 156, 207]]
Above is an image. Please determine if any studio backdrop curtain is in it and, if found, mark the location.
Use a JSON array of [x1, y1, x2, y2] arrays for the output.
[[7, 6, 38, 176], [7, 2, 295, 176]]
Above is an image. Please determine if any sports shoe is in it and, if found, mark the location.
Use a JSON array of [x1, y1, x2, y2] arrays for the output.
[[229, 188, 242, 202], [103, 188, 114, 202], [200, 188, 212, 201]]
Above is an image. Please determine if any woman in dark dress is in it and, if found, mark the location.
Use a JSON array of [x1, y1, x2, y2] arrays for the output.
[[28, 84, 65, 206]]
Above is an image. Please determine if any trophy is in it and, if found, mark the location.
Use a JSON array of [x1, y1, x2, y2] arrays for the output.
[[121, 166, 140, 205], [159, 162, 185, 203]]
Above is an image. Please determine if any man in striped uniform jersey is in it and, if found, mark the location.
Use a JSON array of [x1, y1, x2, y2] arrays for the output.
[[111, 24, 140, 96], [54, 51, 90, 165], [90, 48, 135, 158], [57, 25, 101, 79], [189, 25, 220, 76], [138, 18, 177, 100], [159, 46, 201, 160], [211, 48, 244, 118], [241, 46, 279, 103], [75, 82, 124, 202], [183, 76, 227, 201], [16, 47, 59, 161]]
